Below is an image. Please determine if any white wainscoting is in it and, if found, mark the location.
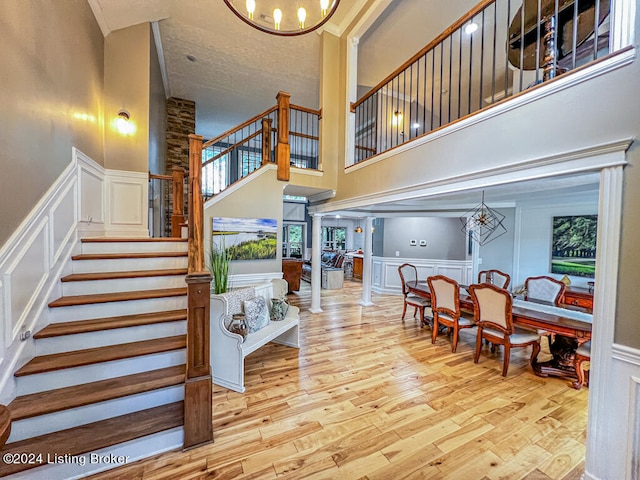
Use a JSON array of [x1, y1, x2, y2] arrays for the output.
[[584, 344, 640, 480], [0, 148, 149, 404], [371, 257, 473, 295], [105, 170, 149, 237]]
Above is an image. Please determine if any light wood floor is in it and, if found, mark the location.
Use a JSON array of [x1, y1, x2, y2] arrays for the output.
[[89, 280, 588, 480]]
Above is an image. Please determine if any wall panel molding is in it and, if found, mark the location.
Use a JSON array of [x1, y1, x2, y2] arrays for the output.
[[371, 256, 473, 294]]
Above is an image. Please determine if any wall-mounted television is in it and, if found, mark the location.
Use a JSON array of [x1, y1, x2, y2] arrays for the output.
[[551, 215, 597, 278]]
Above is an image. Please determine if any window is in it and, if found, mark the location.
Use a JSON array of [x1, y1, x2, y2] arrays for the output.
[[322, 226, 346, 251], [283, 223, 304, 258]]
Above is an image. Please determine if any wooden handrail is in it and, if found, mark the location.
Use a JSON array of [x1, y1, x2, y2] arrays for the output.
[[202, 105, 278, 149], [202, 130, 262, 168], [290, 104, 321, 116], [0, 405, 10, 448], [149, 173, 173, 181], [353, 0, 495, 109]]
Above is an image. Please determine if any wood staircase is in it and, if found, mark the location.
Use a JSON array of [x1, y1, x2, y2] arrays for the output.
[[0, 238, 190, 479]]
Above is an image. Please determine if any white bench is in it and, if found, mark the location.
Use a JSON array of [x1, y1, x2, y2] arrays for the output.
[[210, 279, 300, 393]]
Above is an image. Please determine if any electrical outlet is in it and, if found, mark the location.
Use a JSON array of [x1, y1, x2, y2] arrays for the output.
[[395, 251, 400, 257]]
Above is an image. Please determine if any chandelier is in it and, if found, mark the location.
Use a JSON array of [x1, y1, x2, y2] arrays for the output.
[[223, 0, 341, 36], [459, 191, 507, 246]]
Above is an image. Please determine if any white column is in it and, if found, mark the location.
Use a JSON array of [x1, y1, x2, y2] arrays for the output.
[[584, 165, 624, 479], [310, 213, 323, 313], [360, 216, 374, 306]]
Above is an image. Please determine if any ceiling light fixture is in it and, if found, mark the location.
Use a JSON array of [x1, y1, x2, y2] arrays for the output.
[[223, 0, 340, 36], [459, 191, 507, 246]]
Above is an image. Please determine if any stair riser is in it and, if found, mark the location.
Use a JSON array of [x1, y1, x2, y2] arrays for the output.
[[48, 296, 187, 323], [9, 385, 184, 442], [16, 350, 186, 396], [2, 427, 183, 480], [36, 321, 187, 356], [81, 241, 188, 254], [62, 275, 186, 296], [72, 256, 187, 273]]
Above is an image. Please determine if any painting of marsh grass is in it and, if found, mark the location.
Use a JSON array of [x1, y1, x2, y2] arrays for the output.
[[212, 217, 277, 260]]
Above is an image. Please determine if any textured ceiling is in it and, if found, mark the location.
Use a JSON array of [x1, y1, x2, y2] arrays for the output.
[[90, 0, 366, 139]]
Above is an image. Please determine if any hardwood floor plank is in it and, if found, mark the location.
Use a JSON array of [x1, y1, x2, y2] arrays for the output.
[[85, 280, 587, 480]]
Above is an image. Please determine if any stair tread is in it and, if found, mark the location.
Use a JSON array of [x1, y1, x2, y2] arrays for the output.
[[72, 252, 187, 260], [35, 309, 188, 338], [0, 405, 9, 448], [9, 365, 185, 420], [0, 402, 184, 477], [82, 237, 187, 243], [48, 287, 187, 307], [15, 335, 187, 377], [61, 268, 187, 282]]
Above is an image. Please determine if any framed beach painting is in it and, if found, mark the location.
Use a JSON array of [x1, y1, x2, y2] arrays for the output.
[[212, 217, 278, 260]]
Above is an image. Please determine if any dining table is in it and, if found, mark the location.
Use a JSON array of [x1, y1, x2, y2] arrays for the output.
[[406, 280, 592, 383]]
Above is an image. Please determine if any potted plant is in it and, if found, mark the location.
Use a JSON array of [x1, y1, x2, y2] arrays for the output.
[[209, 236, 231, 294]]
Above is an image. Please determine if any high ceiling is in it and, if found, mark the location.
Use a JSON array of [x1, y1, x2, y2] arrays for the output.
[[88, 0, 599, 211], [89, 0, 482, 139]]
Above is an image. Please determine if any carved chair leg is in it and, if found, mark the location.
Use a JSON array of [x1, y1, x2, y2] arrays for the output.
[[402, 301, 407, 320], [502, 343, 511, 377], [431, 315, 439, 344], [573, 356, 587, 389], [530, 341, 541, 367], [474, 330, 483, 364], [451, 325, 459, 353]]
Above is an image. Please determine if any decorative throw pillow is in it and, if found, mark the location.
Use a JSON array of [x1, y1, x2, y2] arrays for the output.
[[270, 298, 289, 321], [243, 297, 270, 333]]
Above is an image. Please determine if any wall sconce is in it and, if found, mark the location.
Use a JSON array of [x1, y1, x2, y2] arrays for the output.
[[115, 109, 135, 135], [392, 110, 403, 126]]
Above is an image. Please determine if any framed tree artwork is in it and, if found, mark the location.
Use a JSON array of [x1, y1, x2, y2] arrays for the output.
[[551, 215, 597, 278]]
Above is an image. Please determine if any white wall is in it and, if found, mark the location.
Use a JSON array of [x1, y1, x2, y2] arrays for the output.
[[513, 194, 598, 289], [381, 217, 467, 260]]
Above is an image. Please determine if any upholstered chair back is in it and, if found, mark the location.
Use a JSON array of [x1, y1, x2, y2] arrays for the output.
[[469, 283, 513, 334], [525, 276, 565, 305]]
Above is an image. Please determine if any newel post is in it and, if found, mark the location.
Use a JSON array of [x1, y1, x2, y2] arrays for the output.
[[261, 117, 273, 166], [275, 91, 291, 181], [171, 166, 186, 238], [184, 134, 213, 450]]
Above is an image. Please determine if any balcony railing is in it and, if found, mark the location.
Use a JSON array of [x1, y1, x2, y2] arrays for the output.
[[201, 93, 320, 199], [352, 0, 611, 164]]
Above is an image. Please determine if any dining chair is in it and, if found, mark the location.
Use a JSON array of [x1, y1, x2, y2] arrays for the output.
[[427, 275, 475, 352], [573, 341, 591, 389], [469, 283, 541, 377], [524, 276, 566, 305], [478, 269, 511, 289], [398, 263, 431, 327], [524, 275, 566, 348]]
